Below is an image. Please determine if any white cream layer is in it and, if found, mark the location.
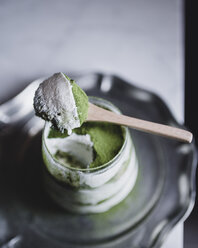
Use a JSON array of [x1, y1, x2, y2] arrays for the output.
[[46, 132, 94, 169], [34, 72, 80, 134]]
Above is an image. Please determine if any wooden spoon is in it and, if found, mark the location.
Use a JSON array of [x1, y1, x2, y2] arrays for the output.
[[87, 103, 193, 143]]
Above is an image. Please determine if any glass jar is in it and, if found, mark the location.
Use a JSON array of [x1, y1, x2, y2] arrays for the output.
[[42, 97, 138, 214]]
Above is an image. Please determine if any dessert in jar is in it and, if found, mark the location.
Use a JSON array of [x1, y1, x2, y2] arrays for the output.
[[34, 72, 138, 213]]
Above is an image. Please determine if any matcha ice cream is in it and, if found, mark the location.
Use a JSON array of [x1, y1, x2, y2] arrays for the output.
[[34, 72, 88, 134]]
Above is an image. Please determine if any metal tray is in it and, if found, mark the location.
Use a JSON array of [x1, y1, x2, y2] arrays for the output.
[[0, 73, 197, 248]]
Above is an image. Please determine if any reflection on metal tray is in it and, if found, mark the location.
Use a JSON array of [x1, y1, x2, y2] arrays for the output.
[[0, 73, 197, 248]]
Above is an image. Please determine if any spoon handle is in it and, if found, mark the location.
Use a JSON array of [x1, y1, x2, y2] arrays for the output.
[[88, 103, 193, 143]]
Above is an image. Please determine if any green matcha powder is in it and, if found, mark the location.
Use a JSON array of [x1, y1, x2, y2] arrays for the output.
[[64, 74, 89, 125]]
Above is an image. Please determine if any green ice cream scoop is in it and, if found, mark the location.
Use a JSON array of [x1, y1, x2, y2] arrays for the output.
[[33, 72, 88, 134]]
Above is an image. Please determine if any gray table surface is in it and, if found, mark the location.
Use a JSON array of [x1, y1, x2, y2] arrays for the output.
[[0, 0, 184, 247]]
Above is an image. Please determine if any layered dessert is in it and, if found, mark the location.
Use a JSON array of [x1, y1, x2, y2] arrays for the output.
[[34, 72, 138, 213]]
